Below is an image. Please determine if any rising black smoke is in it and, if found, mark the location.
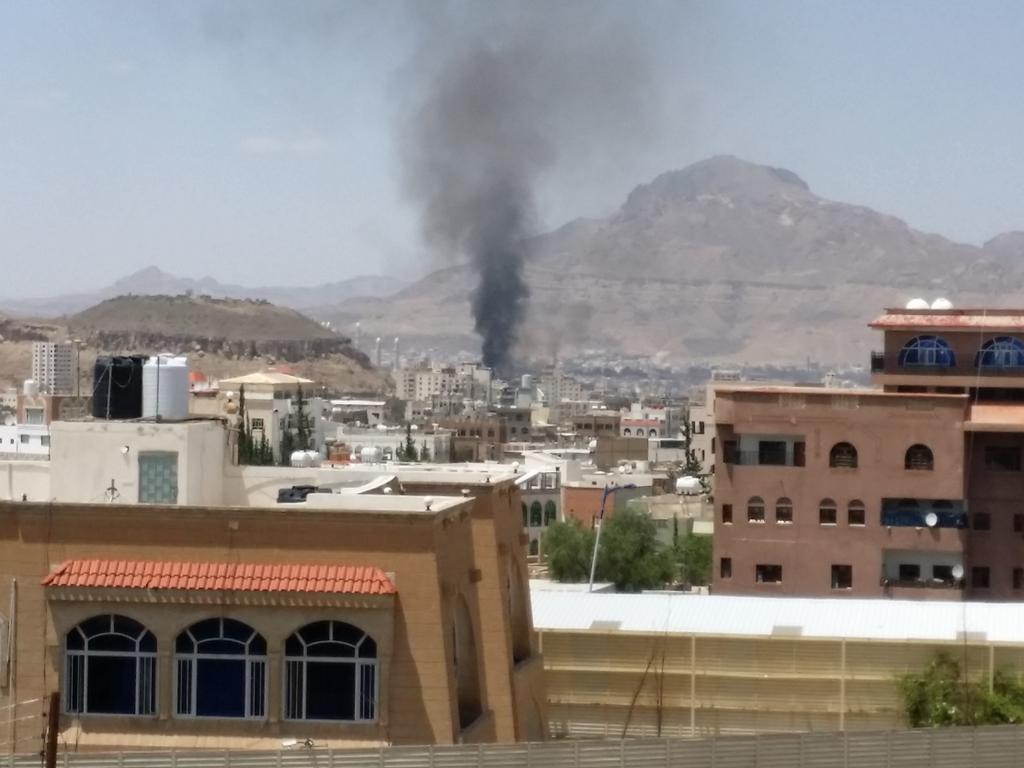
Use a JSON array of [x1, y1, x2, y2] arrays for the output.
[[400, 3, 660, 372]]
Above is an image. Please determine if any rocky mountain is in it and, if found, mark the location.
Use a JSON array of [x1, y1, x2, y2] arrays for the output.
[[0, 267, 406, 317], [327, 156, 1024, 366]]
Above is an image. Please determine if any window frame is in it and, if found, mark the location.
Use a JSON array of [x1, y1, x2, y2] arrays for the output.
[[64, 615, 157, 717], [829, 442, 858, 469], [746, 496, 766, 524], [755, 564, 783, 584], [905, 444, 935, 471], [976, 336, 1024, 369], [847, 500, 866, 526], [138, 451, 179, 504], [775, 498, 793, 525], [831, 564, 853, 590], [173, 618, 267, 720], [283, 621, 378, 723], [984, 445, 1022, 472], [819, 499, 838, 526], [898, 335, 956, 368]]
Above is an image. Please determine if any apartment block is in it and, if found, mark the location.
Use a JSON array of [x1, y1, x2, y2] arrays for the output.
[[713, 306, 1024, 601], [32, 341, 76, 395]]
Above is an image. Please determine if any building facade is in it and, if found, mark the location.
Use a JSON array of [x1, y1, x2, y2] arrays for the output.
[[0, 431, 547, 751], [32, 341, 76, 395], [713, 307, 1024, 600]]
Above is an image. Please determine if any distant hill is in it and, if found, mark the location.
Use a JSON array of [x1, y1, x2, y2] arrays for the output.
[[325, 156, 1024, 366], [0, 267, 407, 318], [0, 295, 390, 394]]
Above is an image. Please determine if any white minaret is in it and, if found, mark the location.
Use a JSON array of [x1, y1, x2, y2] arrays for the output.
[[393, 337, 400, 371], [374, 337, 382, 368], [354, 321, 362, 350]]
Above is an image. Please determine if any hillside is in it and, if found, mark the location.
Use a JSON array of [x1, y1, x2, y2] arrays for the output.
[[0, 268, 406, 318], [0, 296, 390, 394], [326, 156, 1024, 366]]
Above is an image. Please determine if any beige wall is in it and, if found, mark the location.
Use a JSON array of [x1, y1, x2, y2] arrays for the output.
[[49, 421, 227, 506], [0, 494, 538, 751], [540, 629, 1014, 738], [0, 461, 51, 502]]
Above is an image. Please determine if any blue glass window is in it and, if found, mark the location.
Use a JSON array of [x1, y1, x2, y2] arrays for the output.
[[175, 618, 266, 719], [898, 336, 956, 367], [64, 615, 156, 716], [284, 621, 377, 722], [976, 337, 1024, 369]]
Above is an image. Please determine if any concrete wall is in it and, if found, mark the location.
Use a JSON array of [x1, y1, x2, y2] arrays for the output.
[[49, 420, 226, 506], [0, 461, 51, 501]]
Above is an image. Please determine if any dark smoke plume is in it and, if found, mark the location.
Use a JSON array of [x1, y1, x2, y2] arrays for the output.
[[400, 3, 660, 372]]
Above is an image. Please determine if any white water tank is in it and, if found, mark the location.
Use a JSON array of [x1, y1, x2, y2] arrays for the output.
[[905, 298, 929, 310], [22, 379, 38, 396], [360, 446, 382, 464], [931, 297, 953, 310], [290, 450, 322, 468], [142, 355, 190, 420], [676, 476, 702, 495], [521, 374, 533, 390]]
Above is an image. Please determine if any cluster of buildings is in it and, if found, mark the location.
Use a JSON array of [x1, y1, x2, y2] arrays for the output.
[[13, 300, 1024, 752]]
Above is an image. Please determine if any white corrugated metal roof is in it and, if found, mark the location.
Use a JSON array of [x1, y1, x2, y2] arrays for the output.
[[530, 589, 1024, 644]]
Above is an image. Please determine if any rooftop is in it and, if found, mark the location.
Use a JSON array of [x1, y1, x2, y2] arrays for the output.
[[870, 308, 1024, 331], [531, 589, 1024, 644], [218, 372, 315, 387], [44, 560, 396, 595]]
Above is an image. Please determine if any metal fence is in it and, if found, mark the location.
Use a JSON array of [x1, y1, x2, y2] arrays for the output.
[[6, 726, 1024, 768]]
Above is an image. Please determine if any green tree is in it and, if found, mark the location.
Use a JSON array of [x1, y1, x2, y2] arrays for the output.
[[401, 423, 418, 462], [597, 507, 676, 591], [543, 519, 595, 583], [279, 428, 295, 467], [675, 532, 712, 586], [420, 441, 431, 462], [899, 652, 1024, 727], [294, 385, 311, 451], [681, 417, 703, 475]]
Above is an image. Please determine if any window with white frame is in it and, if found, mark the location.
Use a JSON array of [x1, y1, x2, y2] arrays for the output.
[[64, 615, 156, 716], [175, 618, 266, 719], [284, 621, 378, 721]]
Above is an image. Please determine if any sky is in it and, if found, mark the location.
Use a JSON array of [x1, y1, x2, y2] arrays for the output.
[[4, 0, 1024, 297]]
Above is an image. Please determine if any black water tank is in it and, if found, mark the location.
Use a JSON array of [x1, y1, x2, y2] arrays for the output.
[[91, 356, 146, 419]]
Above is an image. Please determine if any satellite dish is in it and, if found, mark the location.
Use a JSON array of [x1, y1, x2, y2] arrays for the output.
[[906, 298, 929, 310], [931, 297, 953, 310], [924, 512, 938, 528], [952, 564, 965, 580]]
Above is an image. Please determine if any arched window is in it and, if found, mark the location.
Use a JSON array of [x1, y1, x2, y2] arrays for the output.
[[747, 496, 766, 523], [543, 500, 557, 526], [529, 501, 542, 527], [829, 442, 858, 469], [453, 596, 482, 730], [898, 335, 955, 367], [819, 498, 837, 525], [175, 618, 266, 719], [905, 444, 934, 471], [65, 615, 156, 715], [775, 497, 793, 524], [977, 337, 1024, 369], [284, 621, 377, 722], [521, 502, 528, 528], [848, 500, 866, 526], [648, 429, 657, 437], [521, 427, 529, 435], [623, 428, 631, 436]]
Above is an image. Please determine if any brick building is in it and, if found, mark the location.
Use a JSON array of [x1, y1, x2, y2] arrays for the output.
[[714, 306, 1024, 600]]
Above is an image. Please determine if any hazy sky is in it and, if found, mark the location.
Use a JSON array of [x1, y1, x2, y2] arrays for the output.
[[4, 0, 1024, 297]]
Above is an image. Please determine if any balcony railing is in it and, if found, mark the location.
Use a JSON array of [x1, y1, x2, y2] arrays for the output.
[[880, 498, 967, 528], [881, 577, 964, 589]]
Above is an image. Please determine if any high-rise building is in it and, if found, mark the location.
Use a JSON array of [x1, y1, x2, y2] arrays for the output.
[[31, 341, 75, 395]]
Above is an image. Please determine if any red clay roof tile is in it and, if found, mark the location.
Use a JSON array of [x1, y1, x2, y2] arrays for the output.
[[42, 560, 396, 595]]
